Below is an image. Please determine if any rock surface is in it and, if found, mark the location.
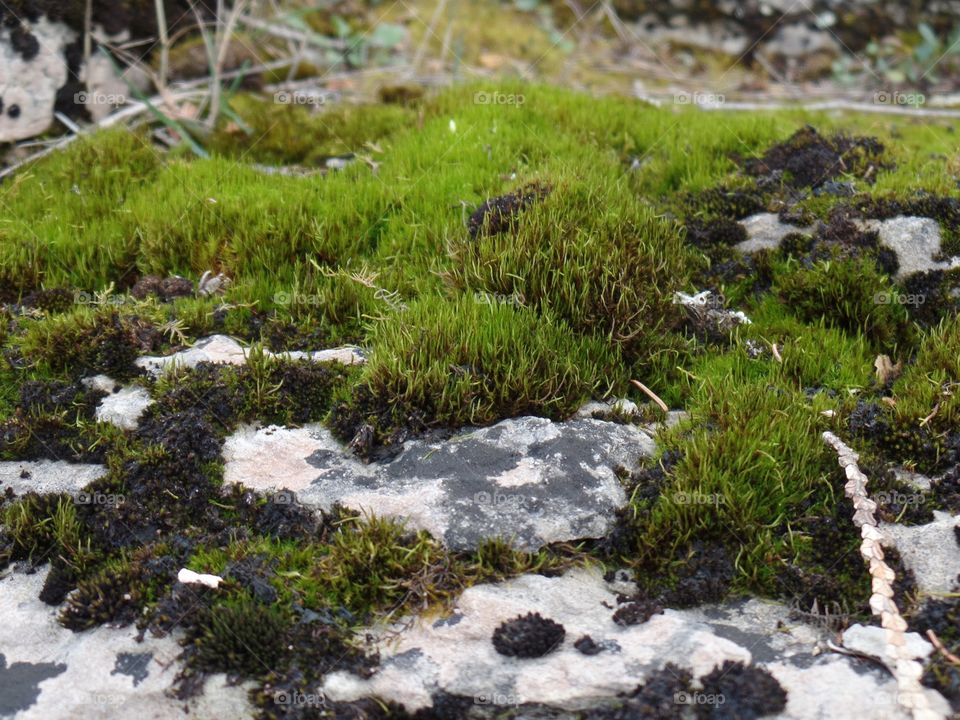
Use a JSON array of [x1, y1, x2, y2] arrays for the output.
[[81, 376, 153, 431], [136, 335, 366, 377], [0, 569, 253, 720], [841, 623, 933, 664], [0, 19, 76, 142], [323, 567, 950, 718], [223, 416, 654, 551], [883, 510, 960, 595], [0, 461, 105, 497], [861, 216, 960, 279], [737, 213, 814, 253]]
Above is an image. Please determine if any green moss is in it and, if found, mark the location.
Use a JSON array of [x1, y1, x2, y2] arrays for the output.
[[209, 97, 416, 165], [4, 494, 97, 572], [8, 83, 960, 661], [451, 171, 694, 367], [190, 594, 290, 677], [0, 129, 161, 295], [775, 255, 912, 351], [358, 294, 619, 433]]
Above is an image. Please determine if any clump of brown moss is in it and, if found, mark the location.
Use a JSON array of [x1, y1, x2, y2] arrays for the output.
[[492, 612, 566, 658], [742, 125, 886, 190], [467, 182, 550, 238]]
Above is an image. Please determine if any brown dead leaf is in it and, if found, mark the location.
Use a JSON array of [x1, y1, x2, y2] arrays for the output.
[[874, 354, 902, 386]]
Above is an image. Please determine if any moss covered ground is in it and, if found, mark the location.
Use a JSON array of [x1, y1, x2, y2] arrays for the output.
[[3, 83, 960, 714]]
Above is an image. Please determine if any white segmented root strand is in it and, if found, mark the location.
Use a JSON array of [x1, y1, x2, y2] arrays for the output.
[[821, 432, 944, 720]]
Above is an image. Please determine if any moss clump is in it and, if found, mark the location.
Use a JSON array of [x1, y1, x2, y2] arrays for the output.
[[59, 559, 141, 630], [334, 295, 617, 452], [492, 612, 566, 658], [18, 308, 156, 379], [0, 128, 162, 295], [3, 493, 96, 573], [696, 661, 788, 719], [452, 172, 693, 366], [775, 255, 911, 351], [612, 598, 663, 627], [742, 125, 885, 189], [189, 594, 290, 678]]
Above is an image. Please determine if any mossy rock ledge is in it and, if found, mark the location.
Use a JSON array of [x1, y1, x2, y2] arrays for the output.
[[2, 84, 960, 718]]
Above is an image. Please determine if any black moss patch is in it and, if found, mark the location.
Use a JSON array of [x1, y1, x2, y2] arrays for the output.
[[32, 310, 158, 379], [327, 382, 430, 462], [467, 182, 550, 238], [660, 541, 735, 608], [18, 378, 104, 417], [595, 663, 694, 720], [256, 619, 381, 719], [574, 635, 603, 655], [742, 126, 885, 190], [696, 661, 788, 719], [612, 597, 663, 626], [20, 288, 75, 313], [931, 466, 960, 515], [492, 612, 566, 658], [130, 275, 194, 301], [685, 218, 748, 249], [678, 186, 768, 221], [776, 508, 869, 622]]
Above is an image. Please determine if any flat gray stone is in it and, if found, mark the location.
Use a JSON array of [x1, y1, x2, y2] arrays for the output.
[[223, 416, 654, 551], [861, 216, 960, 279], [737, 213, 814, 254], [81, 376, 153, 431], [0, 461, 105, 497], [0, 569, 253, 720], [322, 568, 948, 718], [883, 511, 960, 595], [841, 623, 932, 664], [136, 335, 366, 377]]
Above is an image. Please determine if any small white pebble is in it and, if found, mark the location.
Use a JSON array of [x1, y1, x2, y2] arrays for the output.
[[177, 568, 223, 589]]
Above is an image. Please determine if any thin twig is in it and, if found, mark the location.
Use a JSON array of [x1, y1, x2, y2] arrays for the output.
[[927, 629, 960, 666], [155, 0, 170, 91], [630, 379, 669, 414]]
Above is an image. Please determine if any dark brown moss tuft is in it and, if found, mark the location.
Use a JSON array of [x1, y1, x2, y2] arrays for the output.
[[467, 182, 550, 238], [742, 125, 885, 189], [695, 661, 788, 719], [492, 611, 566, 658]]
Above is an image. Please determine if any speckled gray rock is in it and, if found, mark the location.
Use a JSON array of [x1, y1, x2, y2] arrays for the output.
[[0, 461, 105, 497], [0, 19, 76, 142], [841, 623, 933, 664], [0, 569, 253, 720], [136, 335, 366, 377], [883, 510, 960, 595], [81, 376, 153, 431], [223, 416, 654, 551], [861, 216, 960, 279], [323, 567, 950, 718], [737, 213, 814, 254]]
